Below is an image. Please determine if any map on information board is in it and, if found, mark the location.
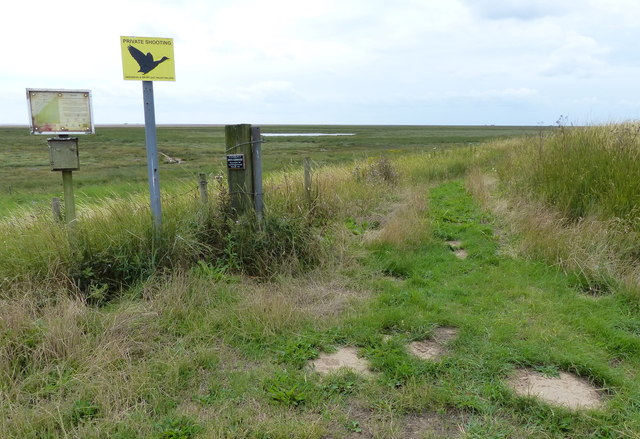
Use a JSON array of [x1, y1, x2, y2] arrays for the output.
[[26, 89, 94, 135]]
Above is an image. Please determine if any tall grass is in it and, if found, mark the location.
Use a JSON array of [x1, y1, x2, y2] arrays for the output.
[[501, 123, 640, 222], [480, 122, 640, 294]]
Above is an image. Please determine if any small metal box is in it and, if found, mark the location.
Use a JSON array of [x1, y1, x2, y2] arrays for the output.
[[48, 137, 79, 171]]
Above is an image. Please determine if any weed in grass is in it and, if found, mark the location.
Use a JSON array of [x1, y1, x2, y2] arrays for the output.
[[268, 384, 307, 407], [154, 416, 202, 439], [345, 420, 363, 433], [321, 370, 362, 396], [273, 335, 322, 368], [345, 217, 370, 235], [68, 399, 101, 426], [190, 260, 230, 282]]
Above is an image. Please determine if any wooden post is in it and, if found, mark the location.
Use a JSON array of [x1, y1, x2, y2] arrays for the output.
[[62, 170, 76, 225], [225, 124, 254, 215], [52, 197, 62, 222], [251, 127, 264, 220], [304, 157, 312, 206], [198, 173, 208, 204]]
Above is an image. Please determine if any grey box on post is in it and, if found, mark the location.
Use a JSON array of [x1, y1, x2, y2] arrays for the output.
[[47, 137, 79, 171]]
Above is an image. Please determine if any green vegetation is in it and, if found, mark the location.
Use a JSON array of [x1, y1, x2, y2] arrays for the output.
[[2, 123, 640, 438], [500, 122, 640, 222], [493, 122, 640, 297], [0, 124, 543, 216]]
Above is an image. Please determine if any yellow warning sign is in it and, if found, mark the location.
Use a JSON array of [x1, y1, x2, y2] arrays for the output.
[[120, 36, 175, 81]]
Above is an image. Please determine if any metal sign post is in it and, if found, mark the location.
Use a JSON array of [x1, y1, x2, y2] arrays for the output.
[[120, 36, 175, 236], [142, 81, 162, 233]]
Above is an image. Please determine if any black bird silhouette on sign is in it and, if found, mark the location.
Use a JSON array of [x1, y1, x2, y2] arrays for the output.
[[127, 45, 170, 74]]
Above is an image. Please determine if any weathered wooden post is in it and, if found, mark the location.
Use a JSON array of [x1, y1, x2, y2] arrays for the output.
[[61, 169, 76, 224], [47, 136, 79, 226], [198, 173, 209, 205], [304, 157, 312, 206], [52, 197, 62, 222], [225, 124, 254, 215], [251, 126, 264, 220]]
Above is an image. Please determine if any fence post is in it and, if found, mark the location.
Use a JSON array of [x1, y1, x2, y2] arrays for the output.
[[225, 124, 254, 216], [198, 173, 208, 205], [52, 197, 62, 222], [251, 126, 264, 220], [304, 157, 312, 206], [62, 170, 76, 226]]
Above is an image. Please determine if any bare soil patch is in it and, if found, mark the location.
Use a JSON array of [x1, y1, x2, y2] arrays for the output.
[[508, 369, 603, 410], [446, 240, 468, 259], [310, 347, 372, 376], [453, 249, 468, 259], [408, 327, 459, 361]]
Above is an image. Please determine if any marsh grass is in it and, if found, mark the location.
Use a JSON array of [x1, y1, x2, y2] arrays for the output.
[[501, 123, 640, 222], [483, 123, 640, 297]]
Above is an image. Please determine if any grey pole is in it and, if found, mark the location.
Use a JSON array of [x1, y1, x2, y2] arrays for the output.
[[142, 81, 162, 233], [251, 126, 264, 219]]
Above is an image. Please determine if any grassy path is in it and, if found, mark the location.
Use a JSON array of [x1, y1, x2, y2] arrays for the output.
[[345, 180, 640, 437]]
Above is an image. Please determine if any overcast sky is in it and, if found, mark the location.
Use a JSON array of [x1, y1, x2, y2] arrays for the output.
[[3, 0, 640, 126]]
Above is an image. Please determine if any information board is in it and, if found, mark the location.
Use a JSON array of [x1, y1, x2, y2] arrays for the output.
[[26, 89, 94, 135]]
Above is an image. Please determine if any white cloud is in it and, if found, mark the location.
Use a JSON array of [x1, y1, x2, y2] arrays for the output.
[[462, 0, 574, 20], [449, 88, 539, 100], [540, 33, 611, 77], [2, 0, 640, 125]]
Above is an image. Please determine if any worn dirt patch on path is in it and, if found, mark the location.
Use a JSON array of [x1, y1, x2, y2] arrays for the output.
[[446, 240, 468, 259], [339, 408, 466, 439], [408, 327, 459, 361], [310, 347, 372, 376], [453, 249, 468, 259], [508, 369, 603, 410]]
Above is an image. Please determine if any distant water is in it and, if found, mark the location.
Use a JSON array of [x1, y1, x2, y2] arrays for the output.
[[262, 133, 355, 137]]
